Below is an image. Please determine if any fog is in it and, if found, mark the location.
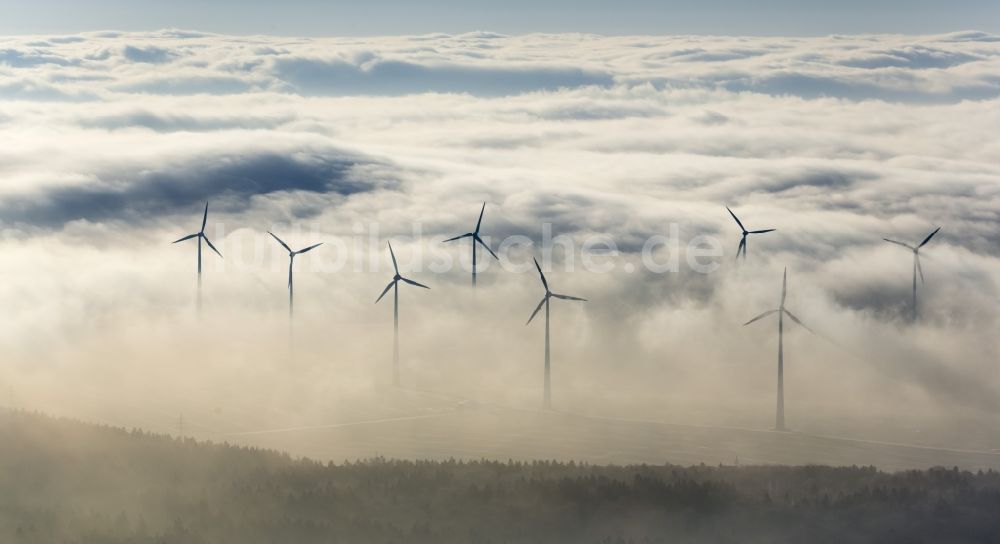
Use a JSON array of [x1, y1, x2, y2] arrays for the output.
[[1, 30, 999, 467]]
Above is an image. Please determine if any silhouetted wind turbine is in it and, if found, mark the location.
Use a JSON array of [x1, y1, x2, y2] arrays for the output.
[[743, 268, 813, 431], [375, 242, 430, 386], [526, 258, 586, 410], [883, 227, 940, 321], [268, 232, 322, 319], [172, 202, 222, 312], [727, 206, 775, 261], [443, 202, 499, 287]]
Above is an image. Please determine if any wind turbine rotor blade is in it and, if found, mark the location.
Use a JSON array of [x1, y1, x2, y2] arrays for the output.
[[916, 254, 925, 284], [726, 206, 745, 231], [388, 242, 399, 275], [201, 202, 209, 232], [375, 280, 395, 303], [173, 233, 198, 243], [782, 309, 814, 334], [526, 297, 546, 325], [552, 293, 586, 301], [401, 277, 430, 289], [296, 242, 323, 255], [533, 258, 549, 291], [475, 202, 486, 234], [287, 259, 293, 288], [268, 232, 291, 252], [743, 309, 778, 326], [442, 233, 473, 243], [918, 227, 941, 248], [883, 238, 914, 250], [736, 236, 746, 262], [475, 235, 499, 260], [203, 235, 223, 258], [750, 229, 776, 234], [781, 268, 787, 306]]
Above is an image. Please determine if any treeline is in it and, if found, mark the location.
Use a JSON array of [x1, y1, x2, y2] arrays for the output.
[[2, 410, 1000, 543]]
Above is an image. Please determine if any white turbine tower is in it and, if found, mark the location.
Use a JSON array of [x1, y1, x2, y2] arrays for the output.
[[375, 242, 430, 386], [526, 258, 586, 410], [172, 202, 223, 313], [443, 202, 499, 287], [883, 227, 940, 321], [743, 268, 813, 431], [726, 206, 776, 261], [268, 232, 322, 320]]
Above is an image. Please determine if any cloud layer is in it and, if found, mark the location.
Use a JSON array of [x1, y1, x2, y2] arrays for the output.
[[1, 30, 999, 453]]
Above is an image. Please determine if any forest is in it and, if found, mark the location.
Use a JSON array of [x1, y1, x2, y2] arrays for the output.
[[2, 409, 1000, 543]]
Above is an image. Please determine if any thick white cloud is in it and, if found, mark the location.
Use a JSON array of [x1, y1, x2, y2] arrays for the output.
[[0, 30, 999, 456]]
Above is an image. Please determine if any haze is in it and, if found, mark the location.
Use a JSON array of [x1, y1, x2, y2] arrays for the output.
[[1, 27, 999, 469]]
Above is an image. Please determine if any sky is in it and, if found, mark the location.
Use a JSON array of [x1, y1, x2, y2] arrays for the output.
[[1, 0, 998, 36], [0, 8, 999, 459]]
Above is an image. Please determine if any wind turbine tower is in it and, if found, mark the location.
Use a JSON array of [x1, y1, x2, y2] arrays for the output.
[[526, 258, 586, 409], [884, 227, 940, 320], [172, 202, 223, 313], [268, 232, 323, 320], [443, 202, 499, 287], [375, 242, 430, 386], [743, 268, 813, 431]]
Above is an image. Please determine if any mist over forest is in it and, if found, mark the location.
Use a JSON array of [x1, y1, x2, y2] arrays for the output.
[[5, 411, 1000, 544]]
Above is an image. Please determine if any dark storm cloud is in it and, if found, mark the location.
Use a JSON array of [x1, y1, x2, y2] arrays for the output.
[[0, 152, 393, 229]]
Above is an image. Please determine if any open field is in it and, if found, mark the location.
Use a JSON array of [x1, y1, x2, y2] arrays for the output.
[[230, 405, 1000, 472], [13, 385, 1000, 472]]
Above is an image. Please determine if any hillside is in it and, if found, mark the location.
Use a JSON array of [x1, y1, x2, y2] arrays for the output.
[[2, 409, 1000, 543], [39, 384, 1000, 472]]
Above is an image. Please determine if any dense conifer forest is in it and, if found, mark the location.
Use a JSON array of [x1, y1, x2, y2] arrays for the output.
[[2, 410, 1000, 543]]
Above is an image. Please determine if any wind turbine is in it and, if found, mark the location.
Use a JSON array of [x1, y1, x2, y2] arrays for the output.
[[526, 258, 586, 409], [375, 242, 430, 386], [443, 202, 499, 287], [743, 268, 812, 431], [172, 202, 223, 312], [883, 227, 940, 321], [727, 206, 775, 261], [268, 232, 322, 319]]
